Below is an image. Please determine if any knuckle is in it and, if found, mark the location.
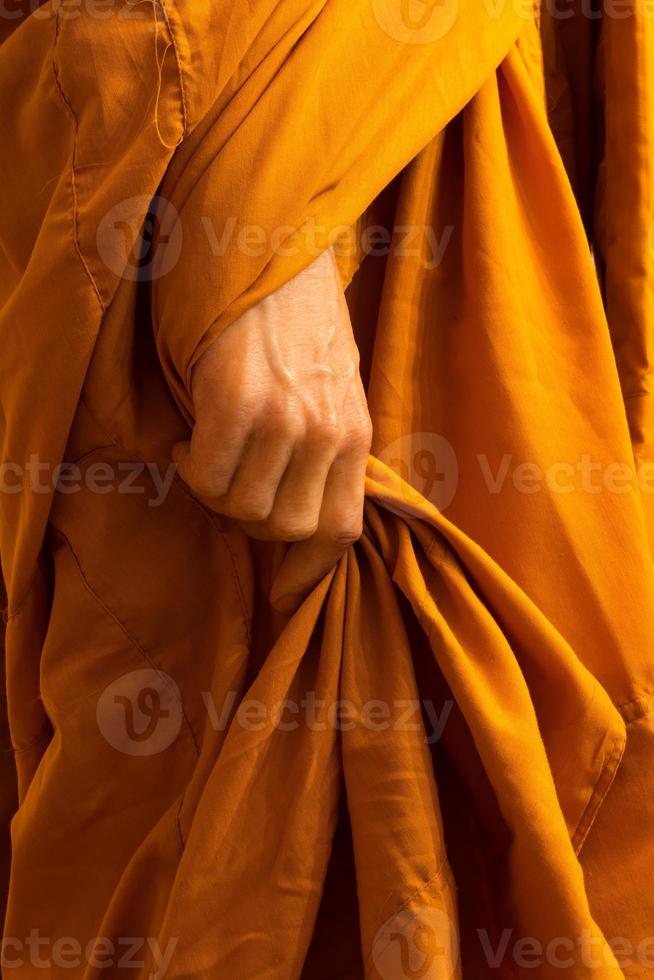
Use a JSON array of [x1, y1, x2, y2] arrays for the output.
[[305, 420, 340, 450], [182, 463, 228, 499], [213, 401, 255, 435], [190, 479, 227, 500], [228, 495, 272, 523], [263, 401, 301, 440], [206, 461, 237, 496], [332, 528, 363, 549], [344, 416, 373, 452], [268, 515, 318, 542], [261, 394, 287, 424], [329, 516, 364, 548]]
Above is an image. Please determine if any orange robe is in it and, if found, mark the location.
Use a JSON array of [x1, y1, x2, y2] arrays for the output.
[[1, 1, 654, 977]]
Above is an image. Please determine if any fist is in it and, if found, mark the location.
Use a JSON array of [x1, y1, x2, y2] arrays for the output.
[[173, 247, 373, 611]]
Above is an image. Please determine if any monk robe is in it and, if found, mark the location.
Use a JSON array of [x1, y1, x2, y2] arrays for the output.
[[542, 0, 654, 546], [1, 1, 654, 977]]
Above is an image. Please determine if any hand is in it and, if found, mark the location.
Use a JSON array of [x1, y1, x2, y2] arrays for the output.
[[173, 247, 373, 612]]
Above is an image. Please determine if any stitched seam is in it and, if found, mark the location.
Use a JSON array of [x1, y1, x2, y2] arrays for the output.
[[572, 729, 625, 853], [362, 862, 449, 971], [159, 0, 189, 136], [616, 687, 654, 718], [49, 526, 201, 757], [413, 536, 630, 856], [51, 6, 105, 313], [207, 512, 252, 650], [174, 795, 186, 855], [67, 444, 252, 648], [417, 530, 654, 727], [70, 444, 121, 467], [6, 441, 252, 652]]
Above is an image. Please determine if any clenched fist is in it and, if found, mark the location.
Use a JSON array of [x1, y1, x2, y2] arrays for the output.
[[173, 247, 373, 611]]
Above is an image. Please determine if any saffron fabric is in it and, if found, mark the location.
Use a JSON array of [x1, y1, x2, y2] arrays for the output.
[[1, 1, 654, 978]]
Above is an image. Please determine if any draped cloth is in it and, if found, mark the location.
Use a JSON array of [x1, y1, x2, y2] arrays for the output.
[[1, 1, 654, 977]]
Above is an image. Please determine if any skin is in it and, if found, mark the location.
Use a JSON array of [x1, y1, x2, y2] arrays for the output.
[[173, 247, 373, 612]]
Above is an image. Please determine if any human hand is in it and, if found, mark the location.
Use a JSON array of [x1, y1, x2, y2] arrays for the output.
[[173, 248, 373, 612]]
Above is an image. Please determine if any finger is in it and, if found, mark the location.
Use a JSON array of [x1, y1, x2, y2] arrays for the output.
[[173, 415, 250, 501], [224, 423, 295, 523], [270, 437, 370, 613], [265, 424, 340, 541]]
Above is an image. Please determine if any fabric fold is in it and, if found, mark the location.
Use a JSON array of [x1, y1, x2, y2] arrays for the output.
[[2, 2, 654, 976], [58, 461, 625, 978], [151, 0, 526, 415]]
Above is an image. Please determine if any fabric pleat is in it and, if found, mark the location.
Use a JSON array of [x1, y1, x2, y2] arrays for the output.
[[2, 2, 654, 977]]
